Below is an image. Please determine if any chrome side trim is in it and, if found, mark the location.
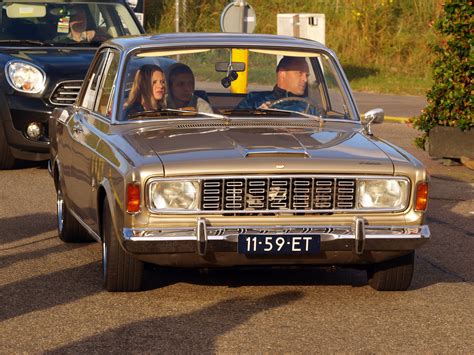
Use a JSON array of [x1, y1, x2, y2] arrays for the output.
[[69, 208, 101, 243]]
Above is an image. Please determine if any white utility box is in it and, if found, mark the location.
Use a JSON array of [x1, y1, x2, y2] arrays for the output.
[[277, 13, 325, 44]]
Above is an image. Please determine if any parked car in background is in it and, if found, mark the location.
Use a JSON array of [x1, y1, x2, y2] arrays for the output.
[[49, 33, 430, 292], [0, 0, 143, 169]]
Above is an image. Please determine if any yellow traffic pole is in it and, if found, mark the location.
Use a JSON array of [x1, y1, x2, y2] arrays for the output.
[[230, 49, 248, 94]]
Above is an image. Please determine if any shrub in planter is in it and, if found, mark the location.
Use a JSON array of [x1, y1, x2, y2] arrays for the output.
[[411, 0, 473, 154]]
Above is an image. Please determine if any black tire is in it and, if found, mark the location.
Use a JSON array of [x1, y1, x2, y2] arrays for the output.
[[0, 126, 15, 169], [56, 178, 94, 243], [367, 251, 415, 291], [102, 199, 143, 292]]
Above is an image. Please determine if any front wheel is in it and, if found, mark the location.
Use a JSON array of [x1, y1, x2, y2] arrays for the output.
[[102, 199, 143, 292], [367, 251, 415, 291]]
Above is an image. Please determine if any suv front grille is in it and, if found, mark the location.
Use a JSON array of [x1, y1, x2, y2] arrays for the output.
[[201, 177, 356, 213], [50, 81, 83, 106]]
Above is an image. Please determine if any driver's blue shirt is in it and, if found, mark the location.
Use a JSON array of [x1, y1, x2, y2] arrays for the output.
[[236, 85, 319, 115]]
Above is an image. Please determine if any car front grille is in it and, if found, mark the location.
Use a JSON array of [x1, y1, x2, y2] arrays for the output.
[[201, 176, 356, 213], [49, 81, 83, 106]]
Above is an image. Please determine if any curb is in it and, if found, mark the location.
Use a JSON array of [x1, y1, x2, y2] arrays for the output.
[[384, 115, 410, 123]]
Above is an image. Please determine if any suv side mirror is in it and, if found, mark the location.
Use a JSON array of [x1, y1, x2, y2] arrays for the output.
[[126, 0, 138, 10], [363, 108, 384, 135]]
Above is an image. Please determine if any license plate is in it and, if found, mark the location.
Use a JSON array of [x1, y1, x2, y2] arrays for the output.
[[238, 234, 320, 255]]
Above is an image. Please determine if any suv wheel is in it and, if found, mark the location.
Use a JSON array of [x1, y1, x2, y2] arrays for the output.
[[367, 251, 415, 291], [56, 179, 93, 243], [0, 126, 15, 169], [102, 199, 143, 292]]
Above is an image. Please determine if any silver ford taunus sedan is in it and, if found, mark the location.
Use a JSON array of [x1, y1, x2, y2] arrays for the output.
[[49, 33, 430, 292]]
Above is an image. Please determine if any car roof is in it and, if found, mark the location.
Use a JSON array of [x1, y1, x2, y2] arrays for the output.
[[104, 33, 330, 54]]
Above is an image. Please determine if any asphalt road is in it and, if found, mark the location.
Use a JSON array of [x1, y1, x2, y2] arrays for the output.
[[1, 121, 473, 353], [353, 92, 427, 118]]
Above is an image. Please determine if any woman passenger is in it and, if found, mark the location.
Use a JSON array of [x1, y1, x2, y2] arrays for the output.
[[124, 64, 166, 118]]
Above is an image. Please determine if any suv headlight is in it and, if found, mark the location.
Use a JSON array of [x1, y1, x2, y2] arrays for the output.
[[148, 180, 200, 211], [357, 178, 409, 210], [5, 60, 46, 94]]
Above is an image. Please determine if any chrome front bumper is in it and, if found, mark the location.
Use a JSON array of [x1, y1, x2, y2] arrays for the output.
[[122, 217, 430, 256]]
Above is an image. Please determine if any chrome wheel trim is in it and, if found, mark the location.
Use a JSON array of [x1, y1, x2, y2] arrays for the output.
[[56, 186, 64, 235], [102, 239, 107, 280]]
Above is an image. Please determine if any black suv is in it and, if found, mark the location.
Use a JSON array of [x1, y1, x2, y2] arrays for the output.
[[0, 0, 143, 169]]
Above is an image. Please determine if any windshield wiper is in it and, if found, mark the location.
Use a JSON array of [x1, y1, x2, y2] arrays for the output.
[[51, 41, 99, 47], [162, 108, 228, 120], [0, 39, 51, 46], [128, 108, 228, 120], [255, 107, 324, 127]]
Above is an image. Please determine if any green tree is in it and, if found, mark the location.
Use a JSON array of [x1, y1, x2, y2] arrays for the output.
[[411, 0, 473, 149]]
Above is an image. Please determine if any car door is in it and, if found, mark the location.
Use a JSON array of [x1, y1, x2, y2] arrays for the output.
[[62, 49, 112, 226], [86, 49, 121, 233]]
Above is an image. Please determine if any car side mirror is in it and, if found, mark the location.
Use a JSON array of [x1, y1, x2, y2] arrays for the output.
[[363, 108, 384, 135]]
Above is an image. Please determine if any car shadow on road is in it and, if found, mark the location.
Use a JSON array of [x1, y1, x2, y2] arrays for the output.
[[0, 213, 57, 244], [11, 159, 48, 170], [47, 291, 303, 354], [143, 266, 368, 291], [0, 242, 89, 270], [410, 174, 473, 290], [0, 261, 101, 322]]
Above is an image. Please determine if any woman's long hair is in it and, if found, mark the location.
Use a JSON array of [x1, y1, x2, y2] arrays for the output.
[[127, 64, 166, 110]]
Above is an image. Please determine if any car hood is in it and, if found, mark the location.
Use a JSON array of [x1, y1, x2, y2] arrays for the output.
[[130, 122, 395, 176], [0, 48, 95, 81]]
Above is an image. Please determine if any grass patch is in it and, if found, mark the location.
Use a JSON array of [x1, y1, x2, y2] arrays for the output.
[[346, 69, 432, 96]]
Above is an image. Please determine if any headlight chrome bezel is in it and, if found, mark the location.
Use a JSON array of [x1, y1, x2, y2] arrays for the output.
[[5, 60, 46, 94], [356, 177, 410, 211], [147, 178, 201, 212]]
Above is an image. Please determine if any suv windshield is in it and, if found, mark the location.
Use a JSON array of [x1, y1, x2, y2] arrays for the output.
[[0, 1, 141, 46]]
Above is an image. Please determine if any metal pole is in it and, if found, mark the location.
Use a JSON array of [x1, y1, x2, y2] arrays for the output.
[[231, 1, 249, 94], [175, 0, 179, 32], [183, 0, 186, 31]]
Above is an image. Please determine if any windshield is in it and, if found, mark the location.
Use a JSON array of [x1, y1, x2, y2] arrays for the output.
[[0, 1, 141, 46], [119, 47, 355, 122]]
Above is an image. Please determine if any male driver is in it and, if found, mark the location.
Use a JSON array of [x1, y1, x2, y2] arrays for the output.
[[56, 5, 109, 43], [236, 56, 317, 113]]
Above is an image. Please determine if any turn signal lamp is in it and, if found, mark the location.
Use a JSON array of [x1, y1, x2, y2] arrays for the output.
[[127, 183, 140, 213], [415, 182, 428, 211]]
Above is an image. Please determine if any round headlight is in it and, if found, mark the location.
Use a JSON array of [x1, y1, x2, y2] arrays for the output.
[[149, 180, 199, 211], [6, 60, 46, 94], [358, 179, 408, 209]]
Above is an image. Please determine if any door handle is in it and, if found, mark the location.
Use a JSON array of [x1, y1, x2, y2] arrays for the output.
[[72, 123, 84, 134]]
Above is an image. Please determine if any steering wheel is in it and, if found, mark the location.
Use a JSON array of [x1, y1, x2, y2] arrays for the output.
[[266, 96, 319, 114]]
